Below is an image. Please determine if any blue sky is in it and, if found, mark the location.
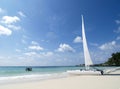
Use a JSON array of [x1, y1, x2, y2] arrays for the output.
[[0, 0, 120, 66]]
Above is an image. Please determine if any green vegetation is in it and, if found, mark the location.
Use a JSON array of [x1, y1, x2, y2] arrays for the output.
[[76, 52, 120, 67], [104, 52, 120, 66]]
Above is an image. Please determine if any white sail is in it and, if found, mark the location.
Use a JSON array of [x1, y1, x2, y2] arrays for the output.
[[81, 15, 93, 70], [67, 15, 102, 75]]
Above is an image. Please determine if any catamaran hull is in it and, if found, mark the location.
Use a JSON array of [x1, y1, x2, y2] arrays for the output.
[[67, 70, 102, 75]]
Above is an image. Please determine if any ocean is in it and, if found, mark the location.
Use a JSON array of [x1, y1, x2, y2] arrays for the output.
[[0, 66, 117, 83], [0, 66, 78, 83]]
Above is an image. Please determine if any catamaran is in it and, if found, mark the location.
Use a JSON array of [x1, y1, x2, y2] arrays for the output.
[[67, 15, 103, 75]]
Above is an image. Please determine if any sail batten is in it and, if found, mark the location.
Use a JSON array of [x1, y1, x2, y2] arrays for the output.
[[81, 15, 93, 70]]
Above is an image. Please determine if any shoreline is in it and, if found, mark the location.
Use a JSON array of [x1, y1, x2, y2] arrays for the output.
[[0, 70, 120, 89], [0, 72, 68, 85]]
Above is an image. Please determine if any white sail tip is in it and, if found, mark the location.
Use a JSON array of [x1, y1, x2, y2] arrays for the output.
[[81, 14, 84, 18]]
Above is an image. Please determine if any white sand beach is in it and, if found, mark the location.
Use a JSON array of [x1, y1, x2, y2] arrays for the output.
[[0, 71, 120, 89]]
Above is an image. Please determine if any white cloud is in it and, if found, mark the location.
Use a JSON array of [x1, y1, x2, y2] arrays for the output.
[[24, 51, 53, 58], [0, 8, 5, 13], [21, 39, 27, 44], [29, 45, 44, 51], [21, 35, 29, 44], [117, 27, 120, 32], [116, 36, 120, 40], [73, 36, 82, 43], [43, 52, 53, 57], [1, 16, 20, 24], [18, 11, 26, 17], [114, 26, 120, 33], [24, 52, 37, 56], [90, 51, 112, 63], [115, 20, 120, 24], [15, 49, 21, 52], [28, 41, 44, 51], [46, 52, 53, 56], [114, 19, 120, 33], [0, 25, 12, 36], [57, 43, 75, 52], [0, 15, 22, 32], [99, 41, 116, 50], [7, 24, 21, 30], [31, 41, 39, 45], [22, 35, 29, 39]]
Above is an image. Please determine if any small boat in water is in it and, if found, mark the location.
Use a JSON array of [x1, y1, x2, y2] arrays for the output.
[[25, 67, 32, 71]]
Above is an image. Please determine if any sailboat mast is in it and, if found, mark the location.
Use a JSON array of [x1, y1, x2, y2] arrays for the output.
[[81, 15, 93, 70]]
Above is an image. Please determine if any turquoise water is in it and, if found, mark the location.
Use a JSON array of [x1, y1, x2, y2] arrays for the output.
[[0, 66, 116, 82], [0, 66, 81, 83], [0, 66, 81, 77]]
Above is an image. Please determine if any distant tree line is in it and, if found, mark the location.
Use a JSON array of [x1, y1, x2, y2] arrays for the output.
[[76, 52, 120, 67], [103, 52, 120, 66]]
